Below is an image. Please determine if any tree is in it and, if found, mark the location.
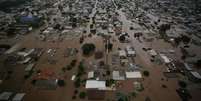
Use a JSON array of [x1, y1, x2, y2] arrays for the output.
[[174, 37, 182, 46], [72, 95, 76, 99], [105, 43, 113, 51], [78, 61, 85, 75], [119, 35, 126, 42], [67, 65, 72, 71], [54, 24, 61, 29], [178, 81, 187, 88], [74, 78, 81, 88], [145, 96, 151, 101], [79, 92, 86, 99], [57, 80, 65, 87], [74, 89, 78, 94], [131, 92, 137, 97], [70, 59, 77, 67], [116, 92, 129, 101], [159, 24, 170, 34], [143, 71, 150, 77], [81, 43, 96, 55], [161, 84, 167, 88], [195, 59, 201, 67], [106, 70, 111, 76], [106, 79, 115, 87], [181, 35, 191, 44]]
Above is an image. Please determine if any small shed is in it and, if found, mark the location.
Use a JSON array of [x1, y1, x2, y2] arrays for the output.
[[88, 71, 94, 79], [71, 75, 76, 81], [119, 50, 126, 58], [148, 49, 157, 56]]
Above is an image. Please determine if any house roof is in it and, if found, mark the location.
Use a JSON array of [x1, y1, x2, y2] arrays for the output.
[[190, 71, 201, 79], [88, 71, 94, 79], [160, 54, 171, 63], [112, 71, 125, 80], [119, 50, 126, 56], [12, 93, 26, 101], [85, 80, 106, 89], [184, 63, 193, 71], [126, 71, 142, 78], [148, 49, 157, 56], [0, 92, 13, 100]]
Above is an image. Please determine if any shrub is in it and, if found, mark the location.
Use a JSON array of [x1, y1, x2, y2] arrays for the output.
[[143, 71, 150, 77], [106, 70, 111, 76], [79, 92, 86, 99], [105, 43, 113, 50], [77, 61, 85, 76], [70, 59, 77, 67], [106, 79, 115, 87], [178, 81, 187, 88], [67, 65, 72, 70], [57, 80, 65, 87], [119, 35, 126, 42], [131, 92, 137, 97], [74, 78, 81, 88], [72, 95, 76, 99], [74, 89, 78, 94], [161, 84, 167, 88], [81, 43, 96, 55]]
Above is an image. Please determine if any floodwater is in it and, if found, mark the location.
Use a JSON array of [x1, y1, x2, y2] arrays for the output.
[[0, 0, 198, 101]]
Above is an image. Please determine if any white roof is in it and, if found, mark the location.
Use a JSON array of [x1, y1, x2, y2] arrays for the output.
[[127, 50, 135, 55], [119, 50, 126, 56], [85, 80, 106, 89], [160, 54, 171, 63], [184, 63, 192, 71], [71, 75, 76, 81], [88, 71, 94, 78], [126, 71, 142, 78], [148, 49, 157, 56], [0, 92, 13, 100], [112, 71, 125, 80], [190, 71, 201, 79], [126, 46, 133, 51], [43, 30, 50, 34], [12, 93, 25, 101]]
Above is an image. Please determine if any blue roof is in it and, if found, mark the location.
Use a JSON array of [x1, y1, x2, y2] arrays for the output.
[[20, 16, 39, 23]]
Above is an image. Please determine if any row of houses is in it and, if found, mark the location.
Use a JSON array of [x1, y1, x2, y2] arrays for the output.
[[0, 92, 25, 101]]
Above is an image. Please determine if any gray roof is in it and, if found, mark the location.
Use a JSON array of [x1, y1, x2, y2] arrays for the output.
[[190, 71, 201, 79], [184, 63, 193, 71], [0, 92, 13, 100], [12, 93, 25, 101]]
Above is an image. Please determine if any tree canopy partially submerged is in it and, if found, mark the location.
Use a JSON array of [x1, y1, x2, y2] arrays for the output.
[[82, 43, 96, 55]]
